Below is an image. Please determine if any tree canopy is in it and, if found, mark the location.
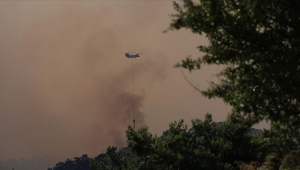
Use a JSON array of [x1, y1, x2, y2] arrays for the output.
[[166, 0, 300, 154], [90, 114, 269, 170]]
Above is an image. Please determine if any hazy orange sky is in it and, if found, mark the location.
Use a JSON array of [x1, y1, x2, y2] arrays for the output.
[[0, 1, 267, 161]]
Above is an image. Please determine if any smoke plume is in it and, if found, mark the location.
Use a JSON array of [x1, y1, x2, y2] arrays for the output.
[[0, 1, 167, 160]]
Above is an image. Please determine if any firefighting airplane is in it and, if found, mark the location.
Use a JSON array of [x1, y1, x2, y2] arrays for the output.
[[121, 52, 142, 58]]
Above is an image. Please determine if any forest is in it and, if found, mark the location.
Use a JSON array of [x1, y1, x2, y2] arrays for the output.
[[49, 116, 269, 170]]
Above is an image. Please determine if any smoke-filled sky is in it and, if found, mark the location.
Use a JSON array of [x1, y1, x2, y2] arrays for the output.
[[0, 0, 267, 161]]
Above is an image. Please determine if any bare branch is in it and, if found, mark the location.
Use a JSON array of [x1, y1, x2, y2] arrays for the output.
[[180, 69, 202, 93]]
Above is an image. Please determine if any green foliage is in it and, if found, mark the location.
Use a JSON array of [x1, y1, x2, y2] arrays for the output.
[[90, 146, 141, 170], [166, 0, 300, 154], [92, 114, 270, 170]]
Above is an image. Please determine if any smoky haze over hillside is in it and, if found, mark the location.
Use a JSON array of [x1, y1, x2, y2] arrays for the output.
[[0, 1, 167, 161]]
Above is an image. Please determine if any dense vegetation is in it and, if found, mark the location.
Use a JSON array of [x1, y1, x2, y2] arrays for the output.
[[89, 114, 270, 170], [167, 0, 300, 155], [48, 114, 269, 170], [47, 155, 91, 170]]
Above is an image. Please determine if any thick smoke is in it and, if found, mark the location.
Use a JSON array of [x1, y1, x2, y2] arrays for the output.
[[87, 59, 165, 155], [0, 1, 167, 160]]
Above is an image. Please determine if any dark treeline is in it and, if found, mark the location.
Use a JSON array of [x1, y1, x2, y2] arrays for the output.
[[47, 116, 269, 170]]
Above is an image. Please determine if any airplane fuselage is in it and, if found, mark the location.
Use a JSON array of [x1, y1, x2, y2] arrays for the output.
[[125, 53, 140, 58]]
